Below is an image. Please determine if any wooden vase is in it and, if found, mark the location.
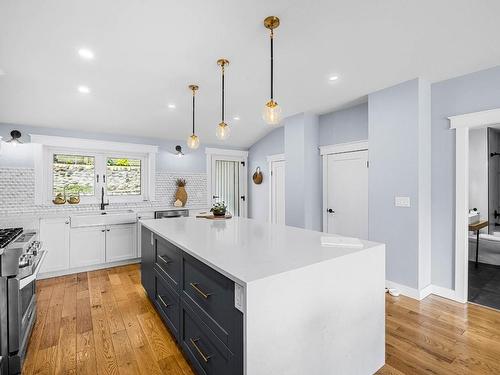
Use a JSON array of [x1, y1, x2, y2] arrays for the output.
[[175, 186, 188, 206]]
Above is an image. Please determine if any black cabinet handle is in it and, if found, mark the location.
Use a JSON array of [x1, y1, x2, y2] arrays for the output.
[[158, 295, 171, 308], [190, 338, 212, 363], [158, 255, 172, 265], [190, 282, 212, 299], [327, 208, 335, 213]]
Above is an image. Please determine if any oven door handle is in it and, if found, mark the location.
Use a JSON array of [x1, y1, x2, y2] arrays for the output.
[[19, 250, 47, 290]]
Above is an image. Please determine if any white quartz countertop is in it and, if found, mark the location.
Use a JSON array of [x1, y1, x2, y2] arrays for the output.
[[140, 217, 383, 285]]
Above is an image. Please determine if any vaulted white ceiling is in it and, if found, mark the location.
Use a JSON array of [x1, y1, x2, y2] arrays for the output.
[[1, 0, 500, 147]]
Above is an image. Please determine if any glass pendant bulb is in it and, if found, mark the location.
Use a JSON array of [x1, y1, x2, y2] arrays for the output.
[[262, 100, 282, 125], [187, 134, 200, 150], [216, 122, 230, 140]]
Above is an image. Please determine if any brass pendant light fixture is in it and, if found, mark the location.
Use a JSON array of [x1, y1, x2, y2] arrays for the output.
[[263, 16, 282, 125], [187, 84, 200, 149], [216, 59, 230, 140]]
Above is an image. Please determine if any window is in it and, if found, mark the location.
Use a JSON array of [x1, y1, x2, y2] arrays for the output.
[[53, 154, 95, 197], [106, 157, 142, 196], [32, 135, 158, 205], [47, 150, 148, 204]]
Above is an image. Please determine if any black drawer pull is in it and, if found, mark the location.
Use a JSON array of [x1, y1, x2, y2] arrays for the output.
[[190, 338, 212, 363], [190, 282, 212, 299], [158, 295, 171, 308], [158, 255, 173, 265]]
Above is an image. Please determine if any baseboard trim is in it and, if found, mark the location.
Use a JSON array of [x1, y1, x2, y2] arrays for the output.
[[386, 280, 421, 300], [430, 285, 459, 302], [386, 280, 460, 302], [38, 258, 141, 280]]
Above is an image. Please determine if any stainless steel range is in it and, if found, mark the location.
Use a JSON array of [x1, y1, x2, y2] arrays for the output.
[[0, 228, 46, 375]]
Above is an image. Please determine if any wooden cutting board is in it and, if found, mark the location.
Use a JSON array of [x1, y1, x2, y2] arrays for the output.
[[196, 213, 233, 220]]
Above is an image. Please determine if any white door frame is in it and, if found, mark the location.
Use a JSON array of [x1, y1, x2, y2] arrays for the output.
[[267, 153, 285, 222], [449, 108, 500, 303], [205, 148, 248, 217], [320, 140, 368, 233]]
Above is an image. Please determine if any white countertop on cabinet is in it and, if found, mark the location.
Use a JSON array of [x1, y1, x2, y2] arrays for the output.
[[140, 216, 383, 285]]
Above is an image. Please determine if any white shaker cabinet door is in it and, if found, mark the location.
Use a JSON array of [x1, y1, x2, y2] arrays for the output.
[[39, 217, 70, 273], [106, 223, 137, 262], [70, 226, 106, 268]]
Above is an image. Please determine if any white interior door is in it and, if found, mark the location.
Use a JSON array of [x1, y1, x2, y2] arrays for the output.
[[211, 156, 247, 217], [270, 160, 285, 224], [326, 150, 368, 238]]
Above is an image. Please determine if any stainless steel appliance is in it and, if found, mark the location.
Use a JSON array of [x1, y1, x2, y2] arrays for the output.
[[0, 228, 46, 375], [154, 209, 189, 219]]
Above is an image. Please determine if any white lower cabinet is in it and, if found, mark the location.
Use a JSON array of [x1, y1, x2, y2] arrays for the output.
[[70, 226, 106, 268], [106, 223, 137, 262], [39, 217, 70, 273]]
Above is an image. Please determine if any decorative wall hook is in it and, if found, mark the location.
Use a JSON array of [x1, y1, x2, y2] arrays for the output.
[[253, 167, 263, 184]]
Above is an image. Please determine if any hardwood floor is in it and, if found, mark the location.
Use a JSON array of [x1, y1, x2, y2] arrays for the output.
[[23, 264, 194, 375], [23, 264, 500, 374]]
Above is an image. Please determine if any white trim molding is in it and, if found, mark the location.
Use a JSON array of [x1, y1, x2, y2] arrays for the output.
[[450, 107, 500, 303], [30, 134, 159, 154], [267, 154, 285, 223], [205, 147, 248, 157], [319, 140, 368, 156], [386, 281, 457, 302], [449, 108, 500, 129]]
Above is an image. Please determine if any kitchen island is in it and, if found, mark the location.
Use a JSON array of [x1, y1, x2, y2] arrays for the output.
[[140, 216, 385, 375]]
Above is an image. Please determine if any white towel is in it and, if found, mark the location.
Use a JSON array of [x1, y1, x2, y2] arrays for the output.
[[321, 236, 364, 249]]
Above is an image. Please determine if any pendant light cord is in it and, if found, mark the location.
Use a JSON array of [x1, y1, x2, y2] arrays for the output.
[[270, 29, 274, 101], [192, 90, 195, 135], [222, 65, 225, 122]]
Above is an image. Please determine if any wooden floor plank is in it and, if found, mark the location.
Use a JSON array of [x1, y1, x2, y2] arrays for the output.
[[23, 264, 500, 375]]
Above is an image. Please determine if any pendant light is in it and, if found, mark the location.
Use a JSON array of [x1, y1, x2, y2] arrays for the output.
[[263, 16, 282, 125], [186, 84, 200, 150], [216, 59, 230, 140]]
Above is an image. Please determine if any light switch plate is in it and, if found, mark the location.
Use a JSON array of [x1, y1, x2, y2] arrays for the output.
[[234, 283, 244, 312], [395, 196, 411, 207]]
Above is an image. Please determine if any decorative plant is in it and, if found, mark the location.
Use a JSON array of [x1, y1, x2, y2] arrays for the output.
[[176, 178, 186, 187], [211, 201, 227, 216]]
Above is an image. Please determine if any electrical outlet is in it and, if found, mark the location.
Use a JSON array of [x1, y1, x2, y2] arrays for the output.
[[395, 196, 411, 207]]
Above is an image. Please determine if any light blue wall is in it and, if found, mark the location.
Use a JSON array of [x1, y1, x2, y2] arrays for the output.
[[368, 79, 421, 288], [319, 102, 368, 145], [284, 114, 306, 228], [0, 122, 243, 172], [284, 113, 321, 231], [247, 127, 284, 221], [431, 65, 500, 289]]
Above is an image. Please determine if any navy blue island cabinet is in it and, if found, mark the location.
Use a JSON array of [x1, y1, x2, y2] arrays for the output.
[[140, 225, 243, 375]]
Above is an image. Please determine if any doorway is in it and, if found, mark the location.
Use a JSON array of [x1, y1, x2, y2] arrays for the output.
[[321, 141, 368, 239], [468, 126, 500, 310], [206, 148, 248, 217], [268, 154, 285, 224]]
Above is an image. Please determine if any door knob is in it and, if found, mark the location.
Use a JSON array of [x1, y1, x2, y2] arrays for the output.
[[327, 209, 335, 213]]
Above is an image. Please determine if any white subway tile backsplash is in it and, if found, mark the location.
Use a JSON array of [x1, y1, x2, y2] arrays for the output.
[[0, 168, 207, 217]]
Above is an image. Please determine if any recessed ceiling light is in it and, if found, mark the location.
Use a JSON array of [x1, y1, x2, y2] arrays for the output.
[[168, 103, 176, 109], [78, 48, 95, 60], [78, 85, 90, 94], [233, 116, 240, 121], [329, 75, 339, 82]]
